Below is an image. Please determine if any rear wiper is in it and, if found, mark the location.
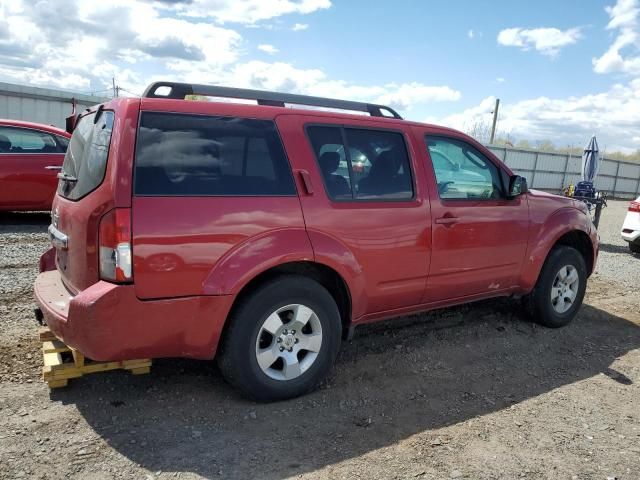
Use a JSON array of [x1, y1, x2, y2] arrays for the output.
[[57, 171, 78, 183]]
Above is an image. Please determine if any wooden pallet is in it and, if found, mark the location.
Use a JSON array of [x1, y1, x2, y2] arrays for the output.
[[39, 328, 152, 388]]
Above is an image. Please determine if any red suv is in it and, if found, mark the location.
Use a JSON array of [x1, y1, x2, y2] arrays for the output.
[[34, 82, 598, 401]]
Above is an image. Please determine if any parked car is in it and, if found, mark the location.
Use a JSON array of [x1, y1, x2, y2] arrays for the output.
[[621, 196, 640, 253], [34, 82, 599, 401], [0, 119, 70, 211]]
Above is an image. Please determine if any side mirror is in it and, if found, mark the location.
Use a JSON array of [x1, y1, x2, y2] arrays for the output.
[[508, 175, 528, 197]]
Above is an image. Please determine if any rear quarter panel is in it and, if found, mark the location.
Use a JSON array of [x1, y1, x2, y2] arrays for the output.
[[131, 98, 320, 299], [132, 196, 313, 298]]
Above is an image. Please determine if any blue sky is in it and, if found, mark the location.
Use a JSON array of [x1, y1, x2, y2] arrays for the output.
[[239, 0, 614, 116], [0, 0, 639, 151]]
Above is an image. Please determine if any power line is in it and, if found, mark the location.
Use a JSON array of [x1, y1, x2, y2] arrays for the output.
[[118, 87, 141, 97], [78, 88, 112, 96]]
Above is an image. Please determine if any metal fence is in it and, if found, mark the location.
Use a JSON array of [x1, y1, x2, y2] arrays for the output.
[[0, 81, 109, 130], [487, 145, 640, 199]]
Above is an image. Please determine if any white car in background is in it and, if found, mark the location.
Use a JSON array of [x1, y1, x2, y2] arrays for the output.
[[621, 196, 640, 254]]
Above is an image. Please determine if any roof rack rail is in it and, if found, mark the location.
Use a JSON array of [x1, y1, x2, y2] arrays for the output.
[[142, 81, 403, 119]]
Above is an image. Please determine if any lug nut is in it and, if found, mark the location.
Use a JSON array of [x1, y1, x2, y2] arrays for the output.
[[283, 329, 288, 334], [277, 338, 282, 343], [294, 338, 299, 344], [279, 346, 284, 352], [291, 330, 296, 334], [288, 348, 293, 352]]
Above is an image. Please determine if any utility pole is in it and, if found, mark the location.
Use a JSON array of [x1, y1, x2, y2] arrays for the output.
[[489, 98, 500, 144], [112, 77, 117, 98]]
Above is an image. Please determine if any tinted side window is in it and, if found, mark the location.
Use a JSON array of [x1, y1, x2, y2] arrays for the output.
[[306, 126, 352, 200], [347, 128, 413, 200], [134, 113, 296, 196], [55, 135, 69, 152], [426, 137, 504, 200], [0, 127, 65, 154], [307, 126, 413, 201]]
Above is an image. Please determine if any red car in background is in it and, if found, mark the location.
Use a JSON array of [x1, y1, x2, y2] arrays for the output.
[[0, 119, 71, 211]]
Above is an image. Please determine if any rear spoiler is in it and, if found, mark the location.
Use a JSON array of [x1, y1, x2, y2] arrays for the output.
[[65, 97, 78, 134]]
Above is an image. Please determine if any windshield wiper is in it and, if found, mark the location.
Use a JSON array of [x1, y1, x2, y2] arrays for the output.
[[57, 171, 78, 183]]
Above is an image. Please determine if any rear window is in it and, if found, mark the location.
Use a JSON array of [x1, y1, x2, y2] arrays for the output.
[[134, 112, 296, 196], [58, 110, 114, 200]]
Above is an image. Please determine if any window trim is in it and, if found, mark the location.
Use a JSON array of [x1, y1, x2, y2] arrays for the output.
[[132, 111, 298, 198], [425, 134, 507, 202], [304, 122, 417, 203], [0, 125, 68, 155]]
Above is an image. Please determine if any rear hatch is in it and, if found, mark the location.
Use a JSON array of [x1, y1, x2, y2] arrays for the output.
[[51, 106, 118, 293]]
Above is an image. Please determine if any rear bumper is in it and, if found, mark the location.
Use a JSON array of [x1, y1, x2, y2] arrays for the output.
[[34, 270, 234, 361], [621, 230, 640, 244]]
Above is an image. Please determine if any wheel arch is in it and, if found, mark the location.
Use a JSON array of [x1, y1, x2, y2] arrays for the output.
[[520, 207, 597, 292], [552, 230, 595, 275], [217, 261, 354, 357]]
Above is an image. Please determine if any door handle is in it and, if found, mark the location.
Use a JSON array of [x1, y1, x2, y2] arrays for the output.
[[298, 170, 314, 194], [45, 166, 62, 170], [435, 216, 458, 225]]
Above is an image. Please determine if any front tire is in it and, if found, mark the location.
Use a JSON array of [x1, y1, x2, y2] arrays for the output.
[[523, 246, 587, 328], [217, 275, 342, 402], [629, 242, 640, 254]]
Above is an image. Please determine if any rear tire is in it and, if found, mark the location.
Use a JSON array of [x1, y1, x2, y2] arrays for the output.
[[629, 242, 640, 254], [217, 275, 342, 402], [523, 246, 587, 328]]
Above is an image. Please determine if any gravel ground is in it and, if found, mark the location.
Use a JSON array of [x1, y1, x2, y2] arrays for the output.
[[0, 204, 639, 480]]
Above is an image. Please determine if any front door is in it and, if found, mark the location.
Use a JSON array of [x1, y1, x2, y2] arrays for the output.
[[417, 131, 530, 302]]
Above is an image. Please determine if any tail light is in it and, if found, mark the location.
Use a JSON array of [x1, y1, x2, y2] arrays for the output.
[[99, 208, 132, 283], [629, 201, 640, 213]]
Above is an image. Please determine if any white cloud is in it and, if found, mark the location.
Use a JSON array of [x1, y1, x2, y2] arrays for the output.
[[292, 23, 309, 31], [219, 62, 461, 111], [497, 27, 582, 57], [468, 29, 475, 39], [0, 0, 242, 91], [0, 0, 460, 115], [157, 0, 331, 24], [436, 79, 640, 152], [496, 77, 506, 83], [375, 82, 461, 110], [258, 44, 279, 55], [593, 0, 640, 74]]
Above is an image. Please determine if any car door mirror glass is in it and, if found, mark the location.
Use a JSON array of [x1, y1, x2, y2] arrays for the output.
[[509, 175, 528, 197]]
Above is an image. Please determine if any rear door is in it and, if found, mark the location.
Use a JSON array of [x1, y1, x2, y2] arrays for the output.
[[0, 126, 67, 209], [417, 130, 530, 301], [277, 114, 431, 317]]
